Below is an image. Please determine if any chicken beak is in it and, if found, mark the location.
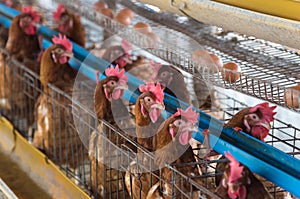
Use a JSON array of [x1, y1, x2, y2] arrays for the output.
[[115, 84, 128, 91], [63, 52, 74, 58], [258, 122, 271, 130], [188, 124, 199, 132], [151, 103, 165, 110]]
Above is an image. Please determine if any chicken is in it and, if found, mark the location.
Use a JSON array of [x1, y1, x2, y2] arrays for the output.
[[125, 82, 165, 199], [150, 61, 191, 105], [224, 102, 277, 142], [0, 0, 21, 47], [32, 34, 81, 168], [0, 6, 41, 129], [215, 152, 273, 199], [147, 106, 204, 199], [88, 65, 136, 198], [53, 4, 86, 47], [101, 39, 146, 72]]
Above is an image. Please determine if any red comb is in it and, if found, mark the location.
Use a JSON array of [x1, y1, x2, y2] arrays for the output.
[[22, 6, 40, 22], [52, 34, 72, 52], [139, 82, 164, 103], [249, 102, 277, 123], [150, 60, 162, 80], [172, 106, 199, 124], [121, 40, 131, 53], [225, 152, 244, 183], [4, 0, 12, 7], [53, 4, 66, 21], [105, 65, 128, 83]]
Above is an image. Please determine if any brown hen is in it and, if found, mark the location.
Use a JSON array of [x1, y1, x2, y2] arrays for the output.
[[32, 35, 80, 168], [147, 106, 204, 199], [215, 152, 273, 199], [88, 65, 136, 198], [125, 82, 165, 199], [0, 7, 41, 130], [53, 4, 86, 47]]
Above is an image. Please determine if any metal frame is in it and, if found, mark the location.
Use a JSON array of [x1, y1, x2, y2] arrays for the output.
[[51, 0, 300, 113], [0, 1, 299, 198]]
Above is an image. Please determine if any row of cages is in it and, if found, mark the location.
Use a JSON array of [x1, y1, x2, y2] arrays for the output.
[[0, 45, 299, 198], [0, 0, 299, 198]]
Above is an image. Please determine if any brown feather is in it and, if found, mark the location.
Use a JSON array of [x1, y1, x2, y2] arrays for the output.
[[90, 76, 136, 198], [215, 157, 273, 199], [32, 43, 81, 168], [55, 11, 86, 47], [147, 117, 204, 199], [0, 13, 41, 130]]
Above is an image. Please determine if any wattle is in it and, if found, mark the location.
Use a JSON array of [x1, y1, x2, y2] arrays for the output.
[[251, 125, 269, 141]]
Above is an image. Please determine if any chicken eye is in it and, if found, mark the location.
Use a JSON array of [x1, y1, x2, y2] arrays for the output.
[[160, 72, 168, 78], [144, 97, 153, 103], [108, 80, 117, 86], [174, 119, 184, 126], [56, 48, 64, 54]]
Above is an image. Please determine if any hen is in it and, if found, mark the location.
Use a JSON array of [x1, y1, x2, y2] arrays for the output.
[[0, 6, 41, 129], [224, 102, 277, 142], [53, 4, 86, 47], [215, 152, 273, 199], [32, 35, 80, 168], [0, 0, 21, 47], [88, 65, 136, 198], [101, 39, 147, 73], [125, 82, 165, 199], [151, 62, 191, 105], [147, 106, 204, 199]]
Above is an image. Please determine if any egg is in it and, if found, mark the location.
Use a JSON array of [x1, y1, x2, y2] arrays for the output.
[[285, 83, 300, 108], [114, 13, 132, 26], [100, 8, 113, 18], [145, 32, 161, 48], [133, 22, 152, 34], [192, 50, 223, 73], [221, 62, 241, 83], [93, 2, 108, 12], [118, 8, 134, 20]]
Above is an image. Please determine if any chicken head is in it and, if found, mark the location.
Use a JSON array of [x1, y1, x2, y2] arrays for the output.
[[136, 82, 165, 124], [100, 65, 128, 101], [19, 6, 41, 35], [170, 106, 199, 145], [51, 34, 73, 64], [53, 4, 73, 33], [243, 102, 276, 141]]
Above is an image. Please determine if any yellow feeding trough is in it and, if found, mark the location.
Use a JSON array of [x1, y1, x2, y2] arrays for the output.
[[0, 117, 90, 199]]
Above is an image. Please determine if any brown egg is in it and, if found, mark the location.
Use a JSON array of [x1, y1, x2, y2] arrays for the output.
[[93, 2, 108, 12], [133, 22, 152, 34], [222, 62, 241, 83], [118, 8, 134, 20], [143, 32, 161, 48], [192, 50, 223, 73], [114, 13, 132, 26], [100, 8, 113, 18], [285, 83, 300, 108]]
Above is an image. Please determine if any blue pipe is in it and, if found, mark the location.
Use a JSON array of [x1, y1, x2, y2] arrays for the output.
[[1, 4, 300, 196]]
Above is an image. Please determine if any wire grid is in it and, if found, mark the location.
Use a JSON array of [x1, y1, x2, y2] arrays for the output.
[[51, 0, 300, 113], [0, 2, 298, 198], [0, 47, 297, 198], [0, 48, 41, 136]]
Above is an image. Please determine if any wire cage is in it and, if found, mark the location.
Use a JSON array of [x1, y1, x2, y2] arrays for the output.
[[0, 47, 41, 137], [0, 1, 299, 198]]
